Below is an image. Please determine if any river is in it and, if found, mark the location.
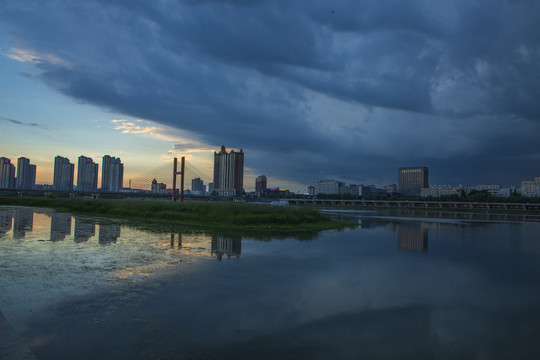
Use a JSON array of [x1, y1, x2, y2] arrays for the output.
[[1, 206, 540, 359]]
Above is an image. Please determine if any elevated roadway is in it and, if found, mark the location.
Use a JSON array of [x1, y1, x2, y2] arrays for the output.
[[285, 199, 540, 211]]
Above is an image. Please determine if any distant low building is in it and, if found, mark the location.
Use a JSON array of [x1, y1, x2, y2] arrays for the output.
[[151, 178, 167, 193], [340, 184, 360, 197], [307, 185, 315, 196], [521, 178, 540, 197], [315, 179, 344, 195], [384, 184, 398, 194], [421, 187, 463, 198]]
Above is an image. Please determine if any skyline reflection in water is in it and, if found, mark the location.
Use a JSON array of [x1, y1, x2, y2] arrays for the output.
[[2, 206, 540, 359]]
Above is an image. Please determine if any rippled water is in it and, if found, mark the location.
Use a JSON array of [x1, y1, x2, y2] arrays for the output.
[[1, 206, 540, 359]]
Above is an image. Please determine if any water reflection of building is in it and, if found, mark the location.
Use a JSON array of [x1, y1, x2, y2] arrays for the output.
[[99, 224, 121, 244], [211, 236, 241, 260], [359, 218, 398, 232], [13, 211, 34, 238], [0, 210, 13, 236], [170, 233, 182, 248], [50, 213, 72, 241], [74, 218, 96, 243], [397, 222, 428, 253]]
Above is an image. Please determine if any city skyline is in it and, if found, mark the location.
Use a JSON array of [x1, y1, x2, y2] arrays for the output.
[[0, 151, 538, 194], [1, 1, 540, 190]]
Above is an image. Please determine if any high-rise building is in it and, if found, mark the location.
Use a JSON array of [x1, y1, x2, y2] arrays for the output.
[[213, 145, 244, 197], [53, 156, 74, 191], [398, 166, 429, 196], [0, 157, 16, 189], [16, 157, 36, 190], [101, 155, 124, 192], [255, 175, 267, 195], [77, 156, 99, 192]]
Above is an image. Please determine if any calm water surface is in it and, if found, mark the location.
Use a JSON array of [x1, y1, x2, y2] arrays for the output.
[[1, 206, 540, 359]]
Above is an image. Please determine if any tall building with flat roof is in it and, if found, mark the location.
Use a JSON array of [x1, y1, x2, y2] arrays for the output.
[[101, 155, 124, 192], [53, 156, 74, 191], [16, 157, 36, 190], [77, 156, 99, 192], [398, 166, 428, 196], [192, 177, 204, 192], [0, 157, 16, 189], [255, 175, 267, 195], [213, 145, 244, 197]]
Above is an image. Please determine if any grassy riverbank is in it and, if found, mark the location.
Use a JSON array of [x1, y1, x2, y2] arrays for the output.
[[0, 197, 355, 232]]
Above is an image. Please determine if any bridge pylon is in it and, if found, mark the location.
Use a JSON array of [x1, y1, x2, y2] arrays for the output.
[[172, 157, 185, 202]]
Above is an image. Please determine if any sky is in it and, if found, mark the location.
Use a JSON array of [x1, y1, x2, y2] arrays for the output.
[[1, 0, 540, 191]]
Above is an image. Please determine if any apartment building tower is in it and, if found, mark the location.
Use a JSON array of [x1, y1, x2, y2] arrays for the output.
[[213, 145, 244, 197], [77, 156, 99, 192], [53, 156, 74, 191], [101, 155, 124, 192], [0, 157, 16, 189]]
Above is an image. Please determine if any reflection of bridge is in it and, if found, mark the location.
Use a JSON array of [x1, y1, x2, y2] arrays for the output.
[[286, 199, 540, 211]]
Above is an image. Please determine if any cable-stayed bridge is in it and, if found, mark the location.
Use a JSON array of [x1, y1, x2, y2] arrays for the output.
[[129, 159, 212, 191]]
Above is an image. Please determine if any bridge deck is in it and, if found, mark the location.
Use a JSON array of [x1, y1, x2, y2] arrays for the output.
[[285, 199, 540, 211]]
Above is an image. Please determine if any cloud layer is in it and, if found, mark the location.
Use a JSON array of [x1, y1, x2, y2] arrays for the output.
[[2, 0, 540, 187]]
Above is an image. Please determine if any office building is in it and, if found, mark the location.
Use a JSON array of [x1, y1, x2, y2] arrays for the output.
[[213, 145, 244, 197], [151, 178, 167, 193], [315, 179, 344, 195], [101, 155, 124, 192], [0, 157, 16, 189], [340, 184, 360, 197], [192, 177, 204, 192], [398, 166, 429, 196], [255, 175, 267, 195], [53, 156, 74, 191], [77, 156, 99, 192], [16, 157, 36, 190], [421, 187, 463, 198], [521, 178, 540, 198]]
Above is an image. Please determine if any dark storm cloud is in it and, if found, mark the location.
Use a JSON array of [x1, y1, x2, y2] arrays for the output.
[[1, 0, 540, 186]]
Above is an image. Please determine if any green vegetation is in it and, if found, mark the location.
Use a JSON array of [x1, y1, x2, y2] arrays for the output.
[[0, 197, 355, 233]]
